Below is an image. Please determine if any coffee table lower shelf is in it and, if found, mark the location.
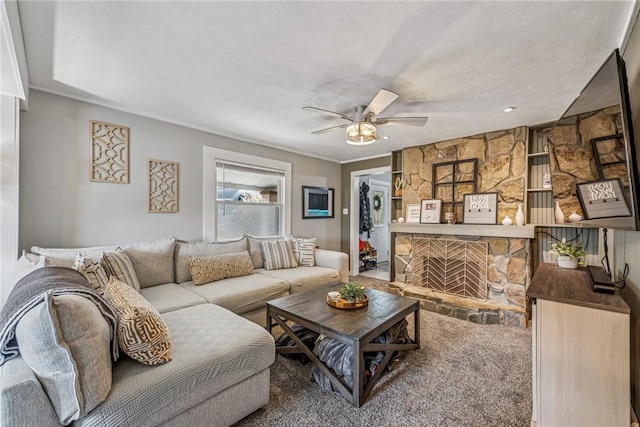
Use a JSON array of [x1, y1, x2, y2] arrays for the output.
[[267, 287, 420, 407]]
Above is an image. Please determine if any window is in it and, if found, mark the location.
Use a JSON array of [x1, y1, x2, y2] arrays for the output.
[[203, 147, 291, 241]]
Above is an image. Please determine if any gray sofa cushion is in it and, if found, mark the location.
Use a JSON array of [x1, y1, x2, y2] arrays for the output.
[[76, 304, 275, 427], [15, 294, 112, 425], [179, 274, 289, 315], [174, 237, 248, 283], [122, 237, 176, 288], [31, 245, 119, 268], [0, 356, 60, 427], [139, 283, 206, 314], [255, 266, 341, 293], [31, 238, 176, 288]]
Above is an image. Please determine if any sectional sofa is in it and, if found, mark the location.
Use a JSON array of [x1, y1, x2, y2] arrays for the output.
[[0, 236, 348, 426]]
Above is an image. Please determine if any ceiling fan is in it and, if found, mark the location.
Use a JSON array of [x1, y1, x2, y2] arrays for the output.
[[302, 88, 429, 145]]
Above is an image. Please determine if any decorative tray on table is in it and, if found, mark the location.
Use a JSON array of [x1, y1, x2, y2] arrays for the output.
[[326, 295, 369, 309]]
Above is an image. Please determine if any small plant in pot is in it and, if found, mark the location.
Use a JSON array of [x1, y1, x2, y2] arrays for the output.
[[339, 282, 365, 302], [551, 238, 586, 269]]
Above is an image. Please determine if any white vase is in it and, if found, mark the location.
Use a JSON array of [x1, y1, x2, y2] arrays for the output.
[[502, 216, 513, 226], [567, 211, 582, 222], [557, 255, 579, 269], [515, 204, 525, 226], [554, 201, 565, 224]]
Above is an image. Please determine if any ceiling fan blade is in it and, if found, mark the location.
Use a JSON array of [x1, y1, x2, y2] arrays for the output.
[[302, 106, 352, 121], [362, 88, 399, 117], [378, 116, 429, 127], [311, 123, 348, 135]]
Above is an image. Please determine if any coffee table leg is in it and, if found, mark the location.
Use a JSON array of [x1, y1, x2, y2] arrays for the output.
[[353, 340, 365, 407], [414, 307, 421, 348]]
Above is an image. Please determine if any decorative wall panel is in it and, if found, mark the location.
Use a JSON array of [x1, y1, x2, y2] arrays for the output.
[[90, 121, 129, 183], [410, 238, 488, 299], [148, 159, 179, 213]]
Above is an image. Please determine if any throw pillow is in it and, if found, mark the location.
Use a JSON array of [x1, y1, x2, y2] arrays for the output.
[[15, 292, 112, 425], [175, 236, 248, 283], [186, 250, 255, 285], [288, 237, 317, 267], [246, 235, 280, 269], [72, 253, 109, 291], [101, 249, 141, 291], [260, 239, 298, 270], [101, 277, 172, 365]]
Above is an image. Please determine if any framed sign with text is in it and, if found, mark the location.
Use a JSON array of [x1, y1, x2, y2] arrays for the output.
[[463, 192, 498, 224], [576, 179, 631, 219]]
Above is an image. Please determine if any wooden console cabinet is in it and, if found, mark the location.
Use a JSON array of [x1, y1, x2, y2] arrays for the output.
[[528, 263, 630, 427]]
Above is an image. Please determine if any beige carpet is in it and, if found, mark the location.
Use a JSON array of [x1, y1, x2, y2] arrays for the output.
[[235, 276, 532, 426]]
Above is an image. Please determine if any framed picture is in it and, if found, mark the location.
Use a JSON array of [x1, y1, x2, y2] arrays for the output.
[[302, 186, 334, 219], [463, 192, 498, 224], [419, 199, 442, 224], [576, 178, 631, 219], [406, 204, 421, 223]]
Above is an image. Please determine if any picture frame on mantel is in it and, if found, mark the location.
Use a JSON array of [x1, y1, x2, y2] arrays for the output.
[[406, 204, 421, 223], [576, 178, 631, 219], [463, 192, 498, 224], [419, 199, 442, 224]]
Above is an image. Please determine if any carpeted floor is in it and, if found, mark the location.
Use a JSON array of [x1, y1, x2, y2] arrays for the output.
[[235, 276, 532, 427]]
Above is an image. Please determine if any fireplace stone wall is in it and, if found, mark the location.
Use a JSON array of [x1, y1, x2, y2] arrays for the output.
[[392, 232, 531, 327]]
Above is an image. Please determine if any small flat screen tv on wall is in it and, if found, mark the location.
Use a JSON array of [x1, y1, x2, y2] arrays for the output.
[[302, 186, 334, 219]]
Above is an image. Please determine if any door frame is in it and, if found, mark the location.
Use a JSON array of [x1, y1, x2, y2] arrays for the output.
[[368, 178, 391, 264], [349, 166, 391, 275]]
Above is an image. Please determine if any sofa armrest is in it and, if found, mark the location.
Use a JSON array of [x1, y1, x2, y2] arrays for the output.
[[315, 249, 349, 283], [0, 356, 62, 427]]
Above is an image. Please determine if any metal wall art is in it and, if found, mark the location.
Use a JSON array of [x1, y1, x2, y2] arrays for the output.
[[90, 120, 129, 183], [148, 159, 179, 213]]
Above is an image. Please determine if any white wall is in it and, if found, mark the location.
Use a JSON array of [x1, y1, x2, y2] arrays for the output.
[[0, 95, 20, 306], [19, 90, 342, 251], [619, 9, 640, 414]]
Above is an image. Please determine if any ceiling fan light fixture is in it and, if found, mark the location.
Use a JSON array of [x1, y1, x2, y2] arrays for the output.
[[346, 122, 377, 145]]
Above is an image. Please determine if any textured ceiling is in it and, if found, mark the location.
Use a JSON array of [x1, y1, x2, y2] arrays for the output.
[[16, 1, 637, 163]]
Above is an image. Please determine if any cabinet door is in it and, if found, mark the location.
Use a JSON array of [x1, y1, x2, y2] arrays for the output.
[[537, 299, 629, 427]]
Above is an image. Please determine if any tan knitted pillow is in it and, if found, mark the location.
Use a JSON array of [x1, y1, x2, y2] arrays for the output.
[[102, 277, 172, 365], [186, 250, 255, 285]]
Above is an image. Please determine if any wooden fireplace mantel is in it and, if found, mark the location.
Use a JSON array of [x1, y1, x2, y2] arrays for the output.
[[389, 223, 535, 238]]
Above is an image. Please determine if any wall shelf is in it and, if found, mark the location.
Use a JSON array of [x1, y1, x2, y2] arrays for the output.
[[527, 188, 553, 193]]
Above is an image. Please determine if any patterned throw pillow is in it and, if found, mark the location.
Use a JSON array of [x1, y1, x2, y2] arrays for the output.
[[101, 277, 172, 366], [72, 254, 109, 291], [101, 250, 141, 291], [260, 240, 298, 270], [186, 250, 255, 285], [288, 237, 317, 267]]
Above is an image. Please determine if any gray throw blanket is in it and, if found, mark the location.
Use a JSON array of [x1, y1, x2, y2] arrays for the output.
[[0, 267, 119, 366]]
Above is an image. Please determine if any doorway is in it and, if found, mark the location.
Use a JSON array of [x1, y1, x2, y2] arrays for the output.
[[349, 167, 391, 280]]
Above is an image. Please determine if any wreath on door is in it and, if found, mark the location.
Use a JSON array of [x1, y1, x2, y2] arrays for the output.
[[373, 194, 382, 211]]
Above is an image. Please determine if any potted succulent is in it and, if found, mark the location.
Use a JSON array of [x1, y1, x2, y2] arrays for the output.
[[339, 282, 365, 302], [551, 238, 586, 269]]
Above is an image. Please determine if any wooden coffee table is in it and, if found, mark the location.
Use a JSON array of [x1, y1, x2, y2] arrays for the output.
[[266, 285, 420, 407]]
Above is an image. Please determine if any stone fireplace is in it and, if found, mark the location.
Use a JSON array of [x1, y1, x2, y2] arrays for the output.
[[410, 238, 488, 299], [391, 231, 531, 327]]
